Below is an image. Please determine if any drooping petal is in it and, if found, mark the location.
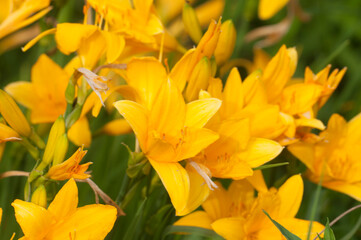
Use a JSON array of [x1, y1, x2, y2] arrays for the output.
[[47, 178, 78, 221], [12, 200, 54, 239], [277, 175, 303, 218], [46, 204, 117, 240], [113, 100, 148, 150], [211, 217, 245, 240], [149, 160, 190, 215], [176, 164, 211, 216], [237, 138, 283, 168], [174, 211, 213, 230]]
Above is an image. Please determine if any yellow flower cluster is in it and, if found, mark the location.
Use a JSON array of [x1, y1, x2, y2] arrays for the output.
[[0, 0, 357, 239]]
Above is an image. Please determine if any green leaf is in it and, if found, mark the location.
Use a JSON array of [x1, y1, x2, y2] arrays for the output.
[[263, 210, 302, 240], [253, 162, 289, 171], [162, 225, 223, 240], [324, 218, 336, 240], [123, 198, 147, 240]]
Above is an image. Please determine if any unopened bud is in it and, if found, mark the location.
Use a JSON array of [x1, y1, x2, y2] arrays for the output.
[[0, 90, 31, 137], [196, 18, 222, 58], [31, 185, 47, 208], [39, 116, 65, 170], [182, 3, 203, 43], [53, 133, 69, 166], [185, 57, 212, 101], [214, 20, 236, 65]]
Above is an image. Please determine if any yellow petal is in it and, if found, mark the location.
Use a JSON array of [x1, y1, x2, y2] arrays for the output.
[[55, 23, 98, 55], [176, 164, 211, 216], [47, 178, 78, 221], [295, 118, 325, 130], [178, 128, 219, 160], [169, 49, 196, 92], [221, 68, 244, 119], [12, 199, 54, 239], [277, 175, 303, 218], [287, 142, 315, 172], [258, 0, 289, 20], [148, 79, 186, 136], [202, 182, 228, 220], [46, 204, 117, 240], [322, 180, 361, 202], [243, 70, 268, 106], [277, 218, 324, 240], [211, 217, 245, 240], [77, 30, 106, 68], [261, 45, 292, 103], [237, 138, 283, 168], [113, 100, 148, 150], [149, 160, 190, 215], [185, 98, 222, 128], [347, 112, 361, 143], [126, 57, 167, 109], [280, 83, 323, 115], [0, 89, 31, 137], [0, 123, 21, 143], [209, 155, 253, 180], [102, 31, 125, 63], [174, 211, 213, 230], [100, 119, 132, 136], [5, 81, 36, 109], [67, 117, 91, 147], [246, 170, 268, 193]]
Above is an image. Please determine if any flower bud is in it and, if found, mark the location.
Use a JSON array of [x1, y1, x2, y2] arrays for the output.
[[214, 20, 236, 65], [182, 3, 203, 43], [53, 133, 69, 166], [185, 57, 212, 102], [39, 116, 65, 170], [0, 89, 31, 137], [31, 185, 47, 208]]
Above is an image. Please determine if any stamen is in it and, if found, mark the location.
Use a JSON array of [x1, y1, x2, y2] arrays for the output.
[[189, 161, 218, 190]]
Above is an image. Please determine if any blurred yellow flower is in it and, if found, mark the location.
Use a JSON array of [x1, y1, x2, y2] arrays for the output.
[[288, 113, 361, 201], [114, 57, 221, 215], [0, 0, 51, 39], [175, 175, 324, 240], [5, 54, 69, 124], [258, 0, 289, 20], [47, 147, 92, 181], [12, 178, 117, 239]]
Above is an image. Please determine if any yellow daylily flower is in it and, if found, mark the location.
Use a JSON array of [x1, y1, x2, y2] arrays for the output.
[[175, 175, 324, 240], [288, 113, 361, 201], [47, 147, 92, 181], [194, 68, 283, 180], [12, 178, 117, 239], [0, 208, 2, 224], [114, 57, 221, 215], [258, 0, 289, 20], [0, 0, 51, 39], [5, 54, 69, 124]]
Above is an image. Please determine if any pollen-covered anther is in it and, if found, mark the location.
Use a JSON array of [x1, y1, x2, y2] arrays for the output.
[[189, 160, 218, 190], [77, 67, 109, 106]]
